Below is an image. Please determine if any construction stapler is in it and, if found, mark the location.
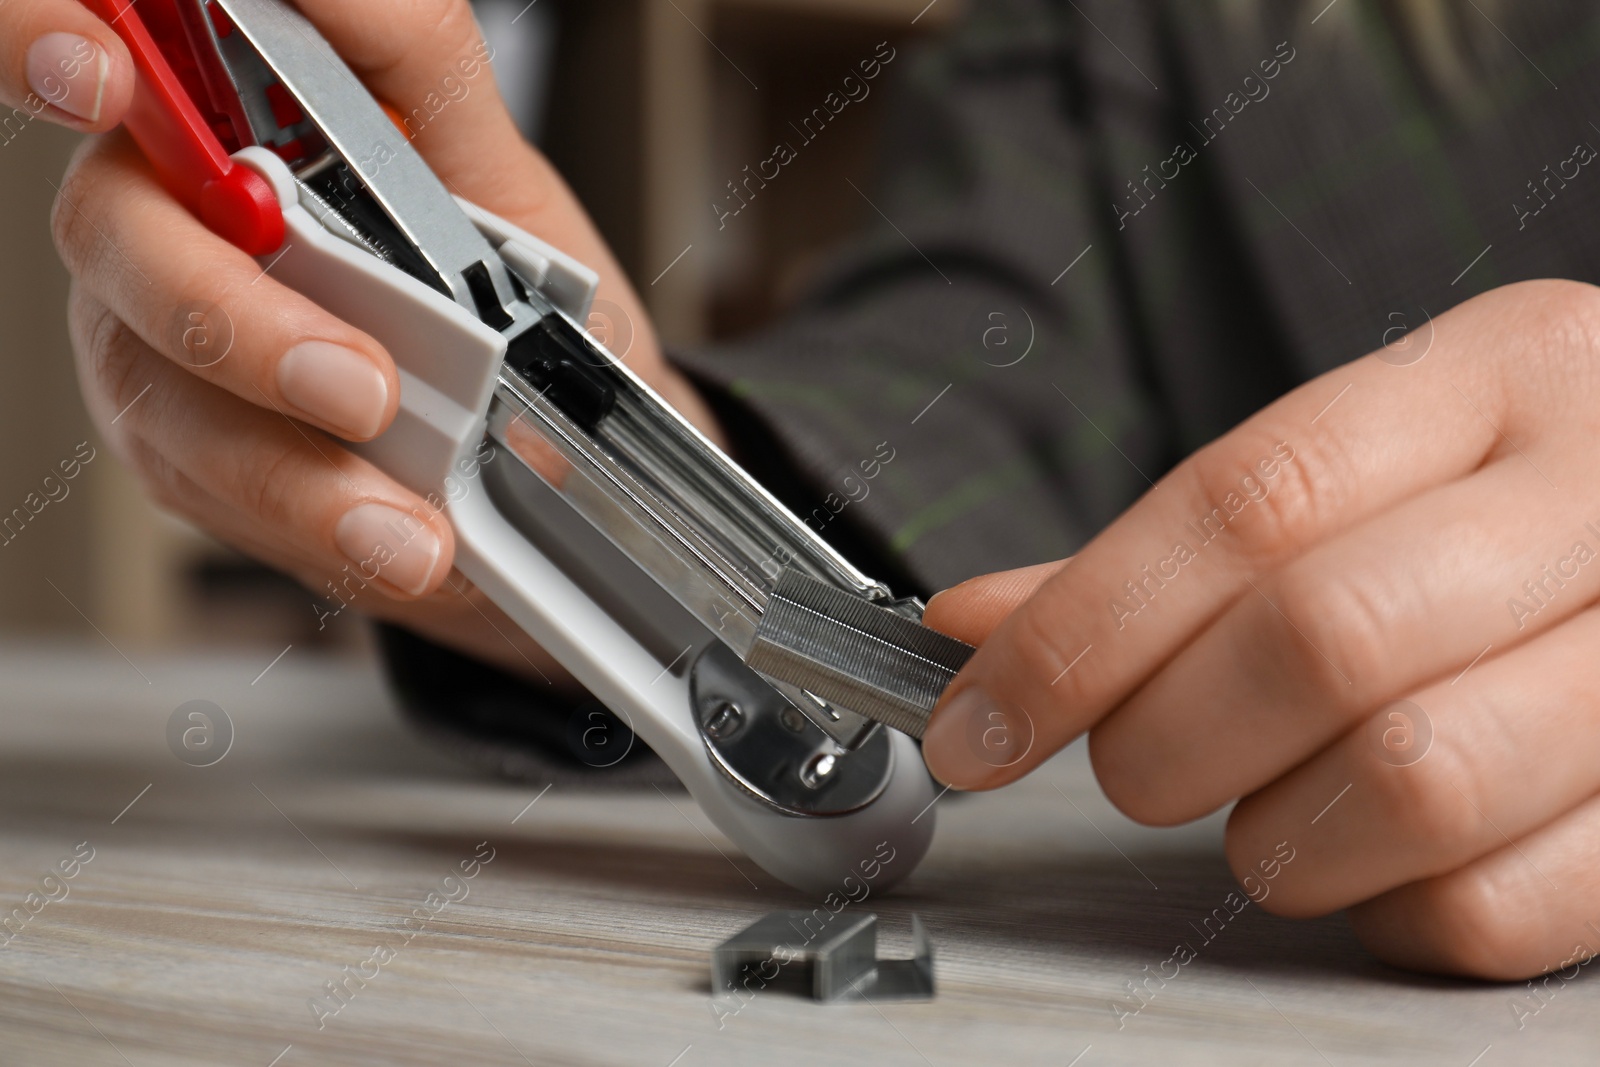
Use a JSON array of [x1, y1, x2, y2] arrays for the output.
[[84, 0, 974, 892]]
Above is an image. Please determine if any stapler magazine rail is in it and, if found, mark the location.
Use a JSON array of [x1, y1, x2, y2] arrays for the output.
[[85, 0, 974, 892]]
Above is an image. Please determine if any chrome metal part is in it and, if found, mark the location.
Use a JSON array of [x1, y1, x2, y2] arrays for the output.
[[486, 314, 891, 651], [295, 180, 394, 264], [752, 680, 874, 751], [214, 0, 520, 317], [712, 911, 935, 1003], [690, 643, 892, 817], [748, 569, 975, 739]]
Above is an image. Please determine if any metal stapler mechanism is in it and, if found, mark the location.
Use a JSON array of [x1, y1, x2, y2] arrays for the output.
[[86, 0, 974, 891]]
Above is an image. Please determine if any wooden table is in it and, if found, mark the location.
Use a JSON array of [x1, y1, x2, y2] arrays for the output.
[[0, 642, 1587, 1066]]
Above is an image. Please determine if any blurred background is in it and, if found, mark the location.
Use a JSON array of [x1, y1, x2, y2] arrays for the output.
[[0, 0, 953, 657]]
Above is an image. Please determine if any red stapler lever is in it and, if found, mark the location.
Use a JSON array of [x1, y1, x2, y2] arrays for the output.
[[82, 0, 283, 254]]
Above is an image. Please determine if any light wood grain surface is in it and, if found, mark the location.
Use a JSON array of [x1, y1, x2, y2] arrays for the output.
[[0, 641, 1589, 1066]]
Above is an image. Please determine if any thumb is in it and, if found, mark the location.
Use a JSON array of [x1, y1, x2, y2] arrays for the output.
[[4, 3, 135, 132], [921, 558, 1071, 790], [923, 559, 1070, 646]]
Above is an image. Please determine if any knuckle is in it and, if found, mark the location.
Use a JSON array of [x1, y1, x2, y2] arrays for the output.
[[1186, 431, 1336, 570], [368, 0, 478, 79], [999, 600, 1076, 706], [49, 165, 101, 276], [1261, 564, 1390, 701], [67, 285, 114, 370], [240, 445, 311, 531], [424, 0, 484, 58], [1402, 871, 1536, 979], [1093, 729, 1180, 826], [1221, 816, 1285, 904], [1520, 280, 1600, 394], [84, 312, 157, 429], [1519, 279, 1600, 344], [436, 0, 482, 49], [1455, 280, 1600, 394], [1367, 730, 1483, 851], [123, 437, 188, 514]]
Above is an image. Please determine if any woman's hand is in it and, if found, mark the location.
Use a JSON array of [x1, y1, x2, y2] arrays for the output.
[[1, 0, 133, 134], [923, 280, 1600, 980], [46, 0, 719, 682]]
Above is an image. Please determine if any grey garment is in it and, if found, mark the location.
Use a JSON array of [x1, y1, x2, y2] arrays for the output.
[[384, 0, 1600, 778], [673, 0, 1600, 592]]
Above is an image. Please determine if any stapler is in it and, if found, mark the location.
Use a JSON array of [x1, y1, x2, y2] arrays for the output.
[[84, 0, 974, 892]]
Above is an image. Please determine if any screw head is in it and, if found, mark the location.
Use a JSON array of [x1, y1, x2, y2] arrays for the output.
[[798, 752, 837, 790], [705, 701, 744, 740]]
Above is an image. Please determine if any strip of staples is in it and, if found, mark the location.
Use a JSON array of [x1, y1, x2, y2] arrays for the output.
[[747, 569, 974, 737]]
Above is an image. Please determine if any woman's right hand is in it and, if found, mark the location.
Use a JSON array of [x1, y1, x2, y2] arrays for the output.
[[40, 0, 721, 682]]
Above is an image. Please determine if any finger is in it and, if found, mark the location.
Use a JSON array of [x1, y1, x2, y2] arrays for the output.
[[0, 0, 133, 131], [1347, 791, 1600, 981], [1093, 454, 1600, 824], [293, 0, 644, 314], [1225, 603, 1600, 918], [301, 0, 709, 432], [126, 436, 563, 689], [71, 290, 453, 599], [296, 0, 517, 171], [922, 281, 1599, 790], [173, 468, 564, 684], [115, 419, 561, 685], [295, 0, 543, 213], [924, 560, 1069, 646], [55, 132, 398, 442]]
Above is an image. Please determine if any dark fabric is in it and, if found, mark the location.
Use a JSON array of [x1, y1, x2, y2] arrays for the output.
[[385, 0, 1600, 775], [377, 624, 678, 787], [673, 0, 1600, 589]]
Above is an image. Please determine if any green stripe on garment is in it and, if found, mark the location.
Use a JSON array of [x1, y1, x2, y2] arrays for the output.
[[728, 378, 844, 412], [888, 453, 1042, 554], [888, 391, 1147, 554]]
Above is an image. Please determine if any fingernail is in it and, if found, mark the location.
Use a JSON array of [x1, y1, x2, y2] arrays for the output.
[[277, 341, 389, 439], [27, 34, 107, 123], [334, 503, 442, 596], [922, 686, 1033, 790]]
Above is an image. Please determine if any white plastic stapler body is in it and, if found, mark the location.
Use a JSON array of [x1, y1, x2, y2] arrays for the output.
[[89, 0, 976, 892]]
